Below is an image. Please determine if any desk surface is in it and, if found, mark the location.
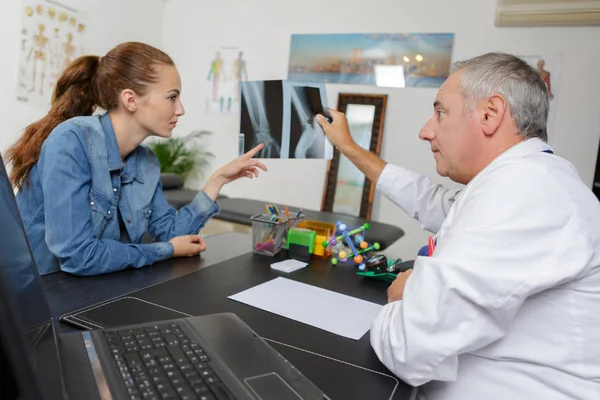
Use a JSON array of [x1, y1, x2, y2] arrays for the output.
[[213, 197, 404, 250], [43, 233, 415, 400], [42, 232, 252, 320]]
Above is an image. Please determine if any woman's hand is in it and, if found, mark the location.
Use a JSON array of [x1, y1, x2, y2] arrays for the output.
[[203, 144, 268, 200], [169, 235, 207, 258]]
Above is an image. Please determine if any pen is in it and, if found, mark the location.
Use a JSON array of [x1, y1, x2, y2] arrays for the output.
[[428, 236, 435, 256], [285, 206, 291, 227]]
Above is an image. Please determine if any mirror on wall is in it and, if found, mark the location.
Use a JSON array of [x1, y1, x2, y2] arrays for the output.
[[321, 94, 387, 220]]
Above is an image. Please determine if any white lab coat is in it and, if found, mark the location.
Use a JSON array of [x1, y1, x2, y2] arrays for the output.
[[370, 138, 600, 400]]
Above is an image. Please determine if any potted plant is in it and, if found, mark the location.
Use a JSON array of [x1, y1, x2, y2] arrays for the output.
[[147, 130, 214, 180]]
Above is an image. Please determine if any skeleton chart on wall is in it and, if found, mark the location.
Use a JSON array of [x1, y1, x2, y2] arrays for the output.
[[16, 1, 87, 107], [205, 47, 248, 115]]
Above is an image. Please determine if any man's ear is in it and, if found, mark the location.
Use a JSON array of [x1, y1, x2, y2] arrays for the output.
[[480, 94, 507, 137], [120, 89, 137, 113]]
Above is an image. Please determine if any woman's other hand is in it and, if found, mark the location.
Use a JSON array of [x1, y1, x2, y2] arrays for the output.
[[169, 234, 207, 258]]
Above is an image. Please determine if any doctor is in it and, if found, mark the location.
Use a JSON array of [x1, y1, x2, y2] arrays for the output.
[[316, 52, 600, 399]]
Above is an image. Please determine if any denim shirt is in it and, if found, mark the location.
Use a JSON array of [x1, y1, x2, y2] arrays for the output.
[[16, 113, 219, 276]]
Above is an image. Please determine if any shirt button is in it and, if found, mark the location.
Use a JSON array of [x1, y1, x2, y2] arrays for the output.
[[90, 201, 95, 206], [127, 219, 131, 223], [107, 210, 111, 215], [148, 210, 152, 214], [113, 188, 117, 192]]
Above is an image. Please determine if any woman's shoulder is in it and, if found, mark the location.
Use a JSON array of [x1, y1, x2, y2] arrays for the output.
[[43, 116, 104, 156], [51, 115, 103, 137]]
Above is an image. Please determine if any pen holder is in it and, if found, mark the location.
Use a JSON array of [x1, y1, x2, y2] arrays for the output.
[[280, 213, 305, 249], [251, 214, 289, 256]]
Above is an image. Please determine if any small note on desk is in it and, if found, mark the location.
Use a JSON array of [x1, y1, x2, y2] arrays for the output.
[[270, 259, 308, 273], [228, 277, 383, 340]]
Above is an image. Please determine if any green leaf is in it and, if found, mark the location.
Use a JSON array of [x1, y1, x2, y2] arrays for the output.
[[147, 130, 214, 180]]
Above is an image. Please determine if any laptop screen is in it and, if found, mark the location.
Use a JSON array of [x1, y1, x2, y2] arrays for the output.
[[0, 155, 66, 399]]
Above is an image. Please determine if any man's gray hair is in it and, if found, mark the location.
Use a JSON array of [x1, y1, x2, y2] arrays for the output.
[[451, 52, 549, 142]]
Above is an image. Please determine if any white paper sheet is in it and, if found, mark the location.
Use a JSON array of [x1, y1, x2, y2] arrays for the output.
[[270, 259, 308, 273], [228, 277, 383, 340]]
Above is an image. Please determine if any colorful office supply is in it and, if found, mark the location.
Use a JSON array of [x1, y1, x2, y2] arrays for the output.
[[428, 236, 435, 256]]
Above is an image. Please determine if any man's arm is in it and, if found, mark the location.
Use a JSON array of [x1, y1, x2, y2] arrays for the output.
[[316, 110, 458, 231], [337, 140, 387, 184], [377, 164, 460, 232], [317, 110, 387, 183], [370, 164, 591, 386]]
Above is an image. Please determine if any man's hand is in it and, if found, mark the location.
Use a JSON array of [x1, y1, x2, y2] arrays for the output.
[[315, 109, 356, 152], [388, 269, 413, 303], [315, 108, 387, 184]]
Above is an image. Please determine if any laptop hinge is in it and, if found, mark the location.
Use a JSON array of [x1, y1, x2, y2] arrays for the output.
[[82, 332, 113, 400]]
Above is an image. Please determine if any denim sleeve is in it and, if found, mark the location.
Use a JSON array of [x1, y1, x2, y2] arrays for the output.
[[39, 129, 174, 276], [147, 179, 220, 242]]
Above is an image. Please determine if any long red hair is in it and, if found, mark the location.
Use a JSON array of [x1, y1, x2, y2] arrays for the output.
[[5, 42, 174, 190]]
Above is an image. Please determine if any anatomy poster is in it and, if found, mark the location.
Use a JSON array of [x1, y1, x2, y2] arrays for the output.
[[519, 54, 563, 140], [205, 47, 248, 115], [16, 1, 87, 107]]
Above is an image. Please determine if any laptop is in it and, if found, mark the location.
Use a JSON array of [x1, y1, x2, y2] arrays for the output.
[[0, 154, 329, 400]]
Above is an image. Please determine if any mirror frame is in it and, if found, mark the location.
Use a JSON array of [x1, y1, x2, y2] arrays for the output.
[[321, 93, 387, 220]]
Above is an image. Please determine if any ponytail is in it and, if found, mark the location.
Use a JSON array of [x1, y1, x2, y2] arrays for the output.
[[6, 55, 99, 191], [6, 42, 175, 191]]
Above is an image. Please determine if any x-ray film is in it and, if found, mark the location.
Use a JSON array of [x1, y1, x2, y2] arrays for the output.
[[239, 80, 333, 159]]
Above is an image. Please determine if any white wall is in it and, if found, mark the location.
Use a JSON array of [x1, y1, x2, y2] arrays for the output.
[[161, 0, 600, 260], [0, 0, 165, 155]]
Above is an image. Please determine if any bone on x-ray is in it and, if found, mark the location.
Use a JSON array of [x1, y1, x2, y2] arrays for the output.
[[238, 80, 333, 159]]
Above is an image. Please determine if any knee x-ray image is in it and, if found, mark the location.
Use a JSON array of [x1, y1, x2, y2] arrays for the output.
[[239, 80, 333, 159]]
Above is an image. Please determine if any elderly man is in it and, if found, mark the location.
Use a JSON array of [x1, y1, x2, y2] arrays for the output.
[[316, 53, 600, 400]]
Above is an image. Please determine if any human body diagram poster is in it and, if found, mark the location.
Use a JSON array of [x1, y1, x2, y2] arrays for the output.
[[205, 47, 248, 115], [16, 1, 87, 107], [519, 54, 563, 140]]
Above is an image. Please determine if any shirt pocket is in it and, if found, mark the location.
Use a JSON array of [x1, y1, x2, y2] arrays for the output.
[[89, 190, 115, 238]]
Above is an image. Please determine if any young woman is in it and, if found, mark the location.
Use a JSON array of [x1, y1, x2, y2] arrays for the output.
[[6, 41, 266, 276]]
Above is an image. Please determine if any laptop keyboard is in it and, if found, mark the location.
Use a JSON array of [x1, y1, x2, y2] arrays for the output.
[[104, 322, 234, 400]]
